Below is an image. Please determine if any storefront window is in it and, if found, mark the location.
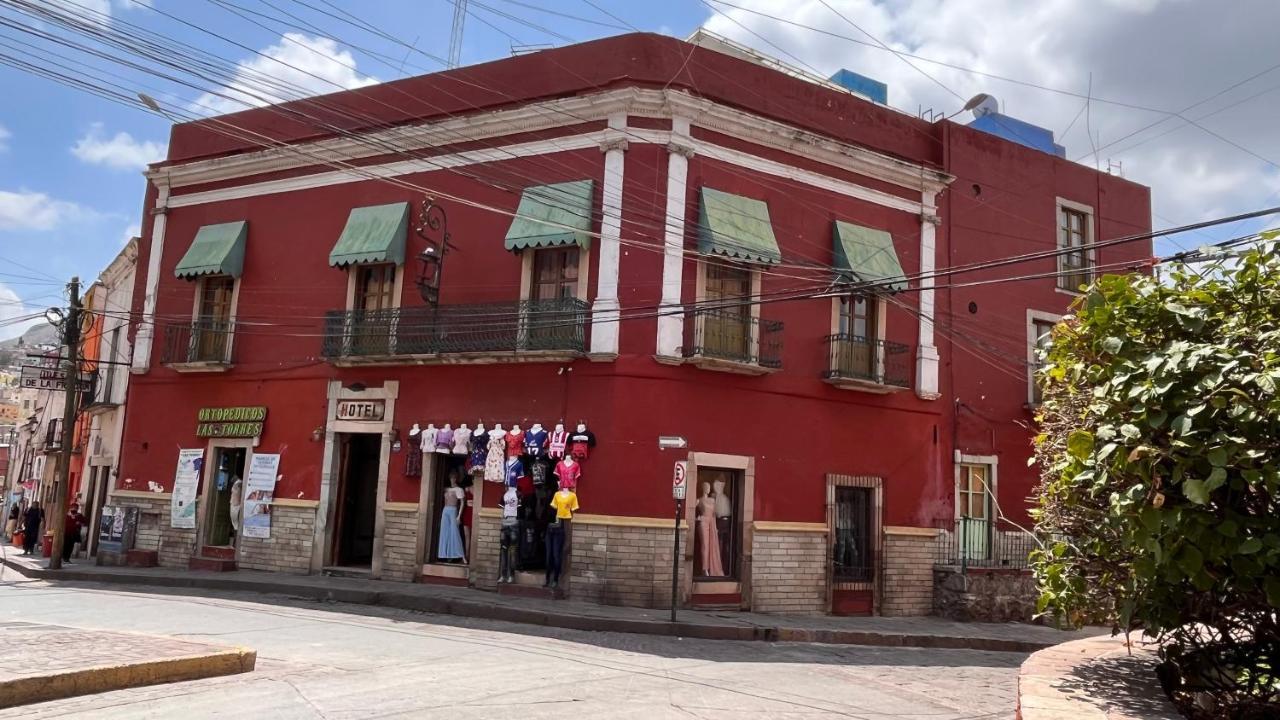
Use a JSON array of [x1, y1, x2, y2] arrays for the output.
[[694, 467, 740, 580]]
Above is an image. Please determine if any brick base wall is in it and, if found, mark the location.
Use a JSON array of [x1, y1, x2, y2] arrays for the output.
[[570, 522, 687, 608], [110, 494, 195, 568], [751, 530, 827, 615], [880, 529, 940, 617], [238, 505, 316, 574], [381, 508, 420, 581], [469, 514, 501, 590]]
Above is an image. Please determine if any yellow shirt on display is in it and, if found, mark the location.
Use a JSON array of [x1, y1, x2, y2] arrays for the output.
[[550, 490, 579, 519]]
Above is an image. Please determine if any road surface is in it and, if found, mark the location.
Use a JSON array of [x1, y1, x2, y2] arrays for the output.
[[0, 574, 1021, 719]]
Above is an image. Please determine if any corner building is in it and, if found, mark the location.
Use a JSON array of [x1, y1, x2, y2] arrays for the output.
[[114, 33, 1151, 615]]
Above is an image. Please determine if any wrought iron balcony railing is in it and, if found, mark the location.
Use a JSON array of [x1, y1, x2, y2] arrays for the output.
[[823, 334, 911, 388], [683, 307, 783, 369], [321, 298, 588, 360], [162, 319, 235, 365]]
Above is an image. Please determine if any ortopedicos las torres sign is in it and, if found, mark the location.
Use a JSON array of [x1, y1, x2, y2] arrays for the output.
[[196, 406, 267, 438]]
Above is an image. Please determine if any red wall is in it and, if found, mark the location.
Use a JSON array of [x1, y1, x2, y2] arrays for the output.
[[940, 122, 1152, 523]]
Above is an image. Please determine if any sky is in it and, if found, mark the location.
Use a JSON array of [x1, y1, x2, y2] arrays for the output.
[[2, 0, 1279, 339]]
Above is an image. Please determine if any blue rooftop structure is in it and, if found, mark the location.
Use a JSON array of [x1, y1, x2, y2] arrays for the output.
[[828, 69, 888, 105], [968, 112, 1066, 157]]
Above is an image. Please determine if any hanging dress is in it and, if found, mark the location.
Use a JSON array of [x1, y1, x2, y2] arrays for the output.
[[437, 488, 465, 560], [468, 430, 488, 476], [697, 494, 724, 577], [484, 432, 507, 483], [452, 427, 472, 455]]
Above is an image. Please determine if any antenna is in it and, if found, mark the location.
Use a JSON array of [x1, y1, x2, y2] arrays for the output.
[[1107, 159, 1124, 177], [448, 0, 467, 69]]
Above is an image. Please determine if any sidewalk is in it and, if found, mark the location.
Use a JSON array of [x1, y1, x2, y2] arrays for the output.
[[2, 553, 1098, 653], [0, 621, 255, 709]]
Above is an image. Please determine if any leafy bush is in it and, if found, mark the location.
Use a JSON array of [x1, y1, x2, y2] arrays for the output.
[[1032, 244, 1280, 718]]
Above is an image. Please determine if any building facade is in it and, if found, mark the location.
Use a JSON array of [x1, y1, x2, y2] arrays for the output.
[[112, 33, 1150, 615]]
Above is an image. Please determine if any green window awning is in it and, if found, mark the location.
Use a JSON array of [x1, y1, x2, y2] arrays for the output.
[[504, 180, 594, 251], [697, 187, 781, 265], [174, 221, 247, 279], [328, 202, 409, 267], [833, 220, 906, 292]]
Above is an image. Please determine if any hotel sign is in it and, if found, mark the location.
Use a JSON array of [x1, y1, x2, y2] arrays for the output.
[[196, 406, 267, 438], [336, 399, 385, 421]]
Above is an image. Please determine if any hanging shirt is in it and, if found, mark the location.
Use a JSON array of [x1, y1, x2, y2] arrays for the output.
[[555, 460, 582, 490], [524, 428, 548, 456], [530, 457, 549, 486], [517, 474, 535, 498], [568, 429, 596, 460], [548, 429, 568, 458], [550, 490, 580, 520], [505, 457, 525, 487], [504, 430, 525, 458], [502, 488, 519, 519], [435, 428, 454, 454]]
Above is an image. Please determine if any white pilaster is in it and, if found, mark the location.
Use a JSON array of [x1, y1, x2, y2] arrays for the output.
[[589, 113, 627, 357], [916, 190, 941, 399], [656, 117, 693, 359], [131, 183, 169, 374]]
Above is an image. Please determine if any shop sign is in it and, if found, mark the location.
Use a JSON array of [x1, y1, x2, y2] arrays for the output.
[[336, 399, 385, 421], [170, 448, 203, 529], [196, 406, 267, 438], [20, 365, 93, 393], [242, 453, 281, 539], [673, 461, 687, 500]]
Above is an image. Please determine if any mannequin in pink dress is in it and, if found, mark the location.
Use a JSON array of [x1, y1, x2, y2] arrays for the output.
[[696, 481, 724, 577]]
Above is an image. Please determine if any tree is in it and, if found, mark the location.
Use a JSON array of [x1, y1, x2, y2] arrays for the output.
[[1032, 242, 1280, 718]]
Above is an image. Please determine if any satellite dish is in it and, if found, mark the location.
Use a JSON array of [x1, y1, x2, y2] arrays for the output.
[[968, 93, 999, 118]]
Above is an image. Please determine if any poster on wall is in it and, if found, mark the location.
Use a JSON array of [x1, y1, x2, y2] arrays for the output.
[[170, 449, 204, 529], [242, 453, 281, 539]]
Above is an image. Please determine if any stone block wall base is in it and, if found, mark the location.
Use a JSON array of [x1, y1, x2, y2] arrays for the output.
[[124, 549, 158, 567], [881, 530, 940, 617], [188, 556, 237, 572], [934, 567, 1038, 623]]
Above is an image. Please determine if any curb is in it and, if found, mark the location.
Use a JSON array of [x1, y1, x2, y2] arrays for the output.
[[0, 648, 257, 709], [3, 558, 1053, 654]]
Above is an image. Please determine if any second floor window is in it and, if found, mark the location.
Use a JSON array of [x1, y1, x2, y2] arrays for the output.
[[835, 294, 879, 379], [1057, 205, 1093, 292], [530, 247, 580, 301], [1029, 316, 1057, 405], [198, 276, 235, 323], [354, 263, 396, 312], [703, 261, 753, 360]]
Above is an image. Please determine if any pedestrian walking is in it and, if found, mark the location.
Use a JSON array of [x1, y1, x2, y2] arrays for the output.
[[62, 503, 86, 563], [4, 502, 18, 541], [21, 501, 43, 556]]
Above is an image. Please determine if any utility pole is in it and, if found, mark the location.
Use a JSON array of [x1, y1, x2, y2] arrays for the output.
[[48, 277, 82, 570]]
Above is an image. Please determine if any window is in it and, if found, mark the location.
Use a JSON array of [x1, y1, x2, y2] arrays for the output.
[[349, 263, 397, 355], [833, 486, 874, 582], [101, 326, 120, 403], [955, 457, 996, 562], [1057, 203, 1094, 292], [835, 294, 879, 378], [1027, 311, 1061, 406], [694, 467, 741, 580], [701, 262, 753, 361], [530, 247, 580, 301], [193, 275, 234, 362]]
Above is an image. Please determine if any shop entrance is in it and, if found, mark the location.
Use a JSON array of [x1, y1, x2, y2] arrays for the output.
[[332, 433, 380, 567], [204, 447, 247, 549]]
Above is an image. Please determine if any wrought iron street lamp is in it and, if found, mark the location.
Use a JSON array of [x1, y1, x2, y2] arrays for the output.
[[414, 197, 452, 306]]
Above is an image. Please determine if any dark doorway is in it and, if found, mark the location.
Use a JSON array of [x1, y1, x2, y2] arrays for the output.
[[333, 433, 381, 567], [205, 447, 247, 548]]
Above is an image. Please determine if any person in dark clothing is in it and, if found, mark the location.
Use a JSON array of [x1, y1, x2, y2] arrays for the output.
[[5, 502, 18, 541], [21, 501, 43, 556], [62, 503, 86, 563]]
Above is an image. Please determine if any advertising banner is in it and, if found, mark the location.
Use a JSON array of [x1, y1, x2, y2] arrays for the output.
[[242, 453, 280, 539], [170, 449, 204, 528]]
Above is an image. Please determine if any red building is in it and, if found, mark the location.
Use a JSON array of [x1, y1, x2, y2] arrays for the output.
[[113, 33, 1150, 616]]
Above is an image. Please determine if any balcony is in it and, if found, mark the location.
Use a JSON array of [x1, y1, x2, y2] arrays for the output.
[[682, 307, 783, 375], [823, 334, 910, 393], [43, 418, 64, 454], [162, 319, 235, 372], [322, 298, 588, 366]]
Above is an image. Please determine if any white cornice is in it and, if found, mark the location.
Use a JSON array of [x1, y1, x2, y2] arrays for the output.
[[155, 88, 952, 196]]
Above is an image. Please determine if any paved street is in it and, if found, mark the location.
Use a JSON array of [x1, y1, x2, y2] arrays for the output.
[[0, 574, 1023, 719]]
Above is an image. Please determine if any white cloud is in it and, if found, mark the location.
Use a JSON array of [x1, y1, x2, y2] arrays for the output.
[[71, 123, 165, 170], [0, 190, 88, 231], [700, 0, 1280, 249], [0, 124, 9, 153], [0, 282, 40, 342], [122, 223, 141, 246], [193, 33, 379, 116]]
